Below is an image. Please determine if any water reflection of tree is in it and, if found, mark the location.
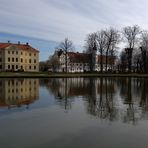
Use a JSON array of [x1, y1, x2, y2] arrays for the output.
[[41, 77, 148, 124], [86, 78, 117, 121], [140, 79, 148, 117], [41, 78, 77, 111], [123, 78, 137, 124], [40, 78, 61, 96], [119, 78, 148, 124]]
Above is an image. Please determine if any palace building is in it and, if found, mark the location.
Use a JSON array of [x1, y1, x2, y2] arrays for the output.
[[0, 42, 39, 72], [53, 50, 115, 72]]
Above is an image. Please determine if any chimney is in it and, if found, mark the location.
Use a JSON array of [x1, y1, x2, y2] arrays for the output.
[[8, 40, 10, 43], [18, 41, 20, 45], [26, 42, 29, 46]]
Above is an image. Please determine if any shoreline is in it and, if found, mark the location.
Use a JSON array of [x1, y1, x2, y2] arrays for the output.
[[0, 72, 148, 78]]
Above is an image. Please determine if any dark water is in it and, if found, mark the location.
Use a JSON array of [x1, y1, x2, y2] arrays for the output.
[[0, 78, 148, 148]]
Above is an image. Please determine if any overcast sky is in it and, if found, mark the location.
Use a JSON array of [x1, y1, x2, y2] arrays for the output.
[[0, 0, 148, 59]]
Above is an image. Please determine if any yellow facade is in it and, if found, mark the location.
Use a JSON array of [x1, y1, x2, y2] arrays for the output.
[[0, 79, 39, 108], [0, 43, 39, 72]]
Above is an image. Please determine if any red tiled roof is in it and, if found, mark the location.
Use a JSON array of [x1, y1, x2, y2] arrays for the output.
[[97, 55, 115, 64], [67, 52, 115, 64], [67, 52, 91, 63], [0, 43, 39, 52]]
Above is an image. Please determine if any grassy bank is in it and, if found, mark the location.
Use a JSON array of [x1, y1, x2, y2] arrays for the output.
[[0, 72, 148, 78]]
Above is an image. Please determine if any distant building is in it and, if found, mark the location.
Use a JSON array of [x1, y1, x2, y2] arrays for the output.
[[0, 42, 39, 72], [53, 50, 115, 72]]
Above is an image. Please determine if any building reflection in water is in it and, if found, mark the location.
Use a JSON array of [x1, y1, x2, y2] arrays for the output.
[[42, 77, 148, 124], [0, 79, 39, 109]]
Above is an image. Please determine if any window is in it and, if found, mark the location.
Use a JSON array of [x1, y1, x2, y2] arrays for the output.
[[29, 66, 31, 69], [12, 51, 14, 54], [34, 53, 36, 56], [16, 65, 18, 69], [0, 65, 2, 69], [25, 59, 27, 63], [21, 52, 23, 55], [8, 51, 10, 54], [0, 58, 2, 62], [21, 58, 23, 62], [12, 58, 14, 62], [8, 65, 10, 69], [34, 66, 36, 70], [0, 81, 2, 86], [29, 53, 31, 56], [29, 59, 31, 63], [12, 80, 14, 85], [16, 58, 18, 62], [34, 59, 36, 63], [12, 65, 14, 69], [8, 58, 10, 62], [16, 51, 18, 54]]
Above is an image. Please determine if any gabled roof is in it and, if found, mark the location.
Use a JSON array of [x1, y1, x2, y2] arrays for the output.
[[0, 43, 39, 52], [67, 52, 91, 63], [97, 55, 116, 64], [66, 52, 115, 64]]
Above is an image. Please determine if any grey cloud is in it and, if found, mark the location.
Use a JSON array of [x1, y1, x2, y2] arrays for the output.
[[0, 0, 148, 45]]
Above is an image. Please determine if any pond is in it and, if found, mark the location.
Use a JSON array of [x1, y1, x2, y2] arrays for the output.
[[0, 77, 148, 148]]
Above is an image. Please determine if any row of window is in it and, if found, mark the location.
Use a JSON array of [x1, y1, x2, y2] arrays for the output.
[[7, 80, 37, 85], [8, 51, 36, 56], [8, 58, 36, 63], [7, 87, 33, 93], [61, 63, 90, 66], [7, 65, 37, 70], [6, 95, 35, 101], [0, 65, 37, 71]]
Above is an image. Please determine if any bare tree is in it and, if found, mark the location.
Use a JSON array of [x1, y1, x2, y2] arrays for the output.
[[85, 33, 97, 53], [140, 31, 148, 48], [84, 33, 97, 72], [96, 30, 107, 73], [104, 27, 120, 72], [84, 29, 119, 73], [57, 38, 74, 72], [123, 25, 141, 72], [39, 61, 49, 72], [48, 55, 60, 72], [109, 45, 118, 72], [58, 38, 74, 51], [140, 31, 148, 73], [119, 50, 127, 72], [133, 51, 142, 72]]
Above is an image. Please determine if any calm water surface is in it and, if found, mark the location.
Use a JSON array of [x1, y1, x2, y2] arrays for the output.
[[0, 78, 148, 148]]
